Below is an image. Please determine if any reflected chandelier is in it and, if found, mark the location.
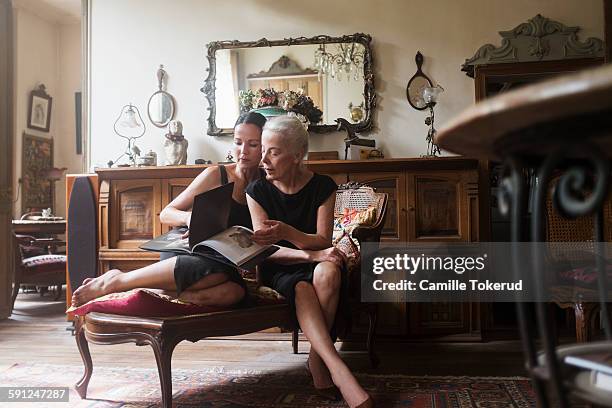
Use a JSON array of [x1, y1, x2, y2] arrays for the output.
[[314, 43, 364, 81]]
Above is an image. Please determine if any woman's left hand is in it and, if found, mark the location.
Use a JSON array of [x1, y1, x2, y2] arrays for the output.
[[252, 220, 290, 245]]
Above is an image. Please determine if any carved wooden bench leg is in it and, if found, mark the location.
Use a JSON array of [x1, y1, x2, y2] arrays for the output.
[[74, 317, 93, 399], [367, 305, 379, 368], [150, 336, 180, 408]]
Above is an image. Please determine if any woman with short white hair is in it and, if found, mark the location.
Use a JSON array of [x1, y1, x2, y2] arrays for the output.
[[247, 116, 373, 408]]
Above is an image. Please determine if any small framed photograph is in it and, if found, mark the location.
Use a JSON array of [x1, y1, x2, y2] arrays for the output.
[[27, 84, 52, 132]]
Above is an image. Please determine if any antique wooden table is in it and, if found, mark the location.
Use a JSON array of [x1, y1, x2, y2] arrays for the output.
[[436, 64, 612, 407], [12, 219, 66, 235]]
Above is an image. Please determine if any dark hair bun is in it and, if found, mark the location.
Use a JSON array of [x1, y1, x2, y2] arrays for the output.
[[234, 112, 266, 129]]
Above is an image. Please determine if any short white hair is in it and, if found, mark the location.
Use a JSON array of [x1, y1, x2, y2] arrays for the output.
[[263, 116, 309, 157]]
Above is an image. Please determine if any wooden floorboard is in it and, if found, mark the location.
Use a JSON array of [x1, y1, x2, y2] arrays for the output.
[[1, 290, 530, 377]]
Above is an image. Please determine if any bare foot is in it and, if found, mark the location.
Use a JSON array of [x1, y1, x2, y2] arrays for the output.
[[71, 270, 123, 307], [308, 352, 334, 389]]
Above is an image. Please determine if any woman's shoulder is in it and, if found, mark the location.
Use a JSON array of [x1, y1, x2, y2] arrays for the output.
[[311, 173, 338, 191], [245, 176, 270, 196], [189, 165, 223, 189]]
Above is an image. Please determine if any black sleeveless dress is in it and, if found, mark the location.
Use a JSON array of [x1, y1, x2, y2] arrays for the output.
[[246, 173, 348, 332], [171, 165, 253, 302]]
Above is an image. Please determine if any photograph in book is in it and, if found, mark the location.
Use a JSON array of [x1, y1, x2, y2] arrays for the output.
[[193, 225, 276, 266]]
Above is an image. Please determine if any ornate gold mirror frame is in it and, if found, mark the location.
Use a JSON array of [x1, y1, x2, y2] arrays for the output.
[[201, 33, 375, 136]]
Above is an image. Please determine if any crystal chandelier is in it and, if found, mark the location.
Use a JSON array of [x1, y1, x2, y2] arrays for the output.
[[314, 43, 364, 81]]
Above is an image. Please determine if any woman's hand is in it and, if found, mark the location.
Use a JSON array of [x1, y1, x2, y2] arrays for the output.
[[308, 247, 347, 268], [252, 220, 290, 245]]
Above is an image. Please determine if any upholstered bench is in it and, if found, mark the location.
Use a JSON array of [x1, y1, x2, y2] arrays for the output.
[[71, 187, 387, 408]]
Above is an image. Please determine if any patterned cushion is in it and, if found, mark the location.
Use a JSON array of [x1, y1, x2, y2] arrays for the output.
[[66, 289, 227, 317], [22, 254, 66, 274], [558, 264, 612, 288], [334, 232, 361, 275], [333, 206, 377, 245], [332, 206, 375, 277]]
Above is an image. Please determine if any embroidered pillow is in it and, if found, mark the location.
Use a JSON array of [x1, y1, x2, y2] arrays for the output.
[[66, 289, 226, 317]]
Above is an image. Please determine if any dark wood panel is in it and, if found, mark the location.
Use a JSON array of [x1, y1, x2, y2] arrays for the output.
[[350, 172, 406, 243], [110, 180, 161, 249]]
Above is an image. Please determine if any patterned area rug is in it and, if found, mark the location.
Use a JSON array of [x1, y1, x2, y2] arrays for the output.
[[0, 363, 535, 407]]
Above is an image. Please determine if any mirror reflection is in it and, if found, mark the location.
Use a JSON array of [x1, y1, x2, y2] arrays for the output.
[[214, 43, 367, 130], [148, 91, 175, 126]]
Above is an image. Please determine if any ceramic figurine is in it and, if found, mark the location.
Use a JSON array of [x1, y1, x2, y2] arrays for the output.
[[164, 120, 188, 165]]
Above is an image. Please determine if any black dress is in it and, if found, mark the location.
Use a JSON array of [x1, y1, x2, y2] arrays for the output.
[[170, 165, 253, 302], [246, 173, 346, 329]]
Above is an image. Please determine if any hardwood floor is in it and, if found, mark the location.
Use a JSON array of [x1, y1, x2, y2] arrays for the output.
[[1, 289, 529, 377]]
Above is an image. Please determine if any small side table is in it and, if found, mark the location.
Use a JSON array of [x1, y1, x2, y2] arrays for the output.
[[436, 64, 612, 407]]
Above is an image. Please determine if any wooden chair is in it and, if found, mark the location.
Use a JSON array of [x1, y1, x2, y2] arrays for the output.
[[545, 182, 612, 342], [11, 233, 66, 312], [73, 187, 387, 408]]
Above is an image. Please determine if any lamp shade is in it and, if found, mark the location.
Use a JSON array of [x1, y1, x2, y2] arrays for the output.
[[114, 103, 145, 139]]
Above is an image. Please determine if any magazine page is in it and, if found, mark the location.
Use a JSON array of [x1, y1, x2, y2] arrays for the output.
[[193, 226, 270, 266], [139, 227, 191, 253]]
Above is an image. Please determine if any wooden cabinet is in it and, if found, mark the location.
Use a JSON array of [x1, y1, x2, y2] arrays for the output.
[[109, 179, 162, 249], [95, 158, 482, 339], [350, 172, 406, 243], [161, 178, 192, 232]]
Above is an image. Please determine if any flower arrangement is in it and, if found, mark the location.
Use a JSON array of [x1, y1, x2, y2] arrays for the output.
[[239, 88, 323, 126]]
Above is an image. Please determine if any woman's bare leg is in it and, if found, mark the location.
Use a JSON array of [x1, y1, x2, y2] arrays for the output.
[[295, 281, 369, 407], [179, 281, 245, 307], [307, 262, 341, 388], [72, 258, 229, 306]]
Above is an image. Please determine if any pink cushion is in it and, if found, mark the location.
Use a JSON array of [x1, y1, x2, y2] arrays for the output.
[[66, 289, 227, 317]]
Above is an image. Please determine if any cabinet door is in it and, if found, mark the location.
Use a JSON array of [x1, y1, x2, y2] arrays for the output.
[[407, 172, 474, 242], [409, 302, 480, 339], [349, 172, 407, 335], [349, 172, 407, 243], [109, 180, 162, 249], [161, 178, 192, 232], [406, 170, 481, 338]]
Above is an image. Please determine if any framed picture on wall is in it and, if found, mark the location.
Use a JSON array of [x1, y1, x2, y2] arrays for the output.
[[27, 84, 52, 132]]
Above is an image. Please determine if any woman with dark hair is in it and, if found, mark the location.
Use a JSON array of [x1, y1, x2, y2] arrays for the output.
[[72, 112, 266, 308]]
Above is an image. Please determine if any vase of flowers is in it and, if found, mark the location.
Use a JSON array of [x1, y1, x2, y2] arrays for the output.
[[238, 88, 323, 128]]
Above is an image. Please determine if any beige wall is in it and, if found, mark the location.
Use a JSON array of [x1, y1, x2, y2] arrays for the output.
[[12, 5, 81, 218], [88, 0, 604, 167]]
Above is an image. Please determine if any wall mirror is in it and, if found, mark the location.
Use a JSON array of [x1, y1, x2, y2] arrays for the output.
[[148, 65, 176, 128], [201, 33, 375, 136]]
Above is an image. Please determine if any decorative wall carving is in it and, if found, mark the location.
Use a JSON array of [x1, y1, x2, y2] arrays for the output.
[[462, 14, 604, 77]]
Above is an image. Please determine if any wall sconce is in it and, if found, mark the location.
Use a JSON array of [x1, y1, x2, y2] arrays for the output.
[[109, 103, 146, 167], [422, 85, 444, 157]]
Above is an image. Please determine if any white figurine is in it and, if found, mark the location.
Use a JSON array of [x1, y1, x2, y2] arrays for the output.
[[164, 120, 188, 165]]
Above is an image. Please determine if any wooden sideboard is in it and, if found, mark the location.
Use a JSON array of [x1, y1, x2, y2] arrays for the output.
[[95, 157, 483, 339]]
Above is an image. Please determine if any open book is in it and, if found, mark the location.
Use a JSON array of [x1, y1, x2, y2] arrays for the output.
[[140, 182, 277, 269]]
